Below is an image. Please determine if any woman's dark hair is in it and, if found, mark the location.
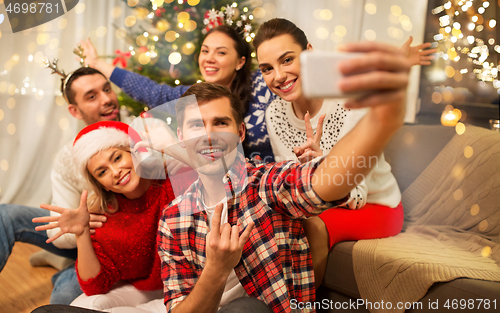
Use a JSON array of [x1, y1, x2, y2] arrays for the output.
[[205, 25, 252, 112], [253, 18, 309, 52]]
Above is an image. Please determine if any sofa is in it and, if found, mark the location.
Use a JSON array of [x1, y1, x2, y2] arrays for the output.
[[316, 124, 500, 313]]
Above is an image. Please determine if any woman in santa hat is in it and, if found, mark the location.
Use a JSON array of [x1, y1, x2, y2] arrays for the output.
[[33, 121, 195, 312]]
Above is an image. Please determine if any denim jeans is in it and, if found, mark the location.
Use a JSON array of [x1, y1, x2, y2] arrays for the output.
[[0, 203, 82, 303], [51, 264, 83, 304]]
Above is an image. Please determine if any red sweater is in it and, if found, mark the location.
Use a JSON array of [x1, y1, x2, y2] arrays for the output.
[[77, 170, 197, 295]]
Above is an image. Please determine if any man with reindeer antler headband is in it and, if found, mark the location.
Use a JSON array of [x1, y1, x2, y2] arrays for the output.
[[0, 46, 123, 304], [45, 46, 122, 124]]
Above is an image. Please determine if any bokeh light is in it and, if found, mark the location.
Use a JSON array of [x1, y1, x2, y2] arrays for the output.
[[316, 27, 329, 40], [96, 26, 107, 38], [125, 16, 137, 27], [177, 12, 190, 23], [59, 118, 69, 130], [403, 132, 414, 145], [165, 31, 177, 42], [478, 220, 488, 231], [470, 204, 480, 216], [364, 29, 376, 41], [75, 3, 86, 14], [453, 189, 463, 201], [365, 2, 377, 15], [116, 28, 127, 39], [455, 122, 466, 135], [182, 42, 196, 55], [169, 52, 182, 65], [0, 160, 9, 171], [184, 20, 197, 32], [481, 246, 492, 257], [56, 96, 65, 106], [139, 54, 151, 65], [335, 25, 347, 37], [320, 9, 332, 20], [136, 35, 148, 46], [152, 0, 164, 6], [156, 20, 170, 32], [7, 98, 15, 109], [36, 34, 50, 45], [58, 18, 67, 30], [7, 123, 16, 135], [432, 91, 443, 104], [253, 7, 265, 19], [464, 146, 473, 158], [391, 5, 402, 16], [112, 7, 123, 19]]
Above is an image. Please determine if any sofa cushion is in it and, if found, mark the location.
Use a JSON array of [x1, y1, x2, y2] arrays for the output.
[[322, 242, 500, 309], [317, 278, 500, 313]]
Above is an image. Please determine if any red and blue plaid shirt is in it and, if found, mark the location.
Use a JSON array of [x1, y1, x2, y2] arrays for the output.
[[157, 154, 347, 313]]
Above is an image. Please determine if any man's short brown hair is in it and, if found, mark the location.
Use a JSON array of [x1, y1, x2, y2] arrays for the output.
[[176, 82, 244, 129], [63, 67, 108, 105]]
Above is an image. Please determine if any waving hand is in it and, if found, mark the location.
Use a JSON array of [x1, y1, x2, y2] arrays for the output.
[[33, 191, 91, 243]]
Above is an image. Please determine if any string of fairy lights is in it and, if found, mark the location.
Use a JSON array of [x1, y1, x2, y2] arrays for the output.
[[432, 0, 498, 91], [429, 0, 499, 129]]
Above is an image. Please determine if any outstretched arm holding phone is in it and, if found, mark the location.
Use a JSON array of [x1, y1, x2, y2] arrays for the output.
[[311, 41, 410, 201]]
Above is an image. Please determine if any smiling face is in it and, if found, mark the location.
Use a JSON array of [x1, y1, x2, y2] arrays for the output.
[[198, 31, 246, 88], [87, 147, 144, 199], [257, 34, 312, 103], [177, 97, 245, 178], [68, 74, 120, 125]]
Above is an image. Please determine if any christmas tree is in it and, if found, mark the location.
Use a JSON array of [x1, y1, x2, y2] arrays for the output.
[[115, 0, 258, 116]]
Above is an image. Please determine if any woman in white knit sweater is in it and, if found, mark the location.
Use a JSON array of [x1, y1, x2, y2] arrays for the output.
[[252, 18, 434, 286]]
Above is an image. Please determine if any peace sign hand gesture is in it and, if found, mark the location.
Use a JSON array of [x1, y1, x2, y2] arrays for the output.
[[293, 112, 326, 163], [33, 191, 91, 244]]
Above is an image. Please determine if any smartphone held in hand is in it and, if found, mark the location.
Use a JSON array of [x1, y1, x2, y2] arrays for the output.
[[300, 51, 364, 99]]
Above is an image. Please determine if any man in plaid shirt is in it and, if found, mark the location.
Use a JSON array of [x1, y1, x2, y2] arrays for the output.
[[153, 42, 411, 313]]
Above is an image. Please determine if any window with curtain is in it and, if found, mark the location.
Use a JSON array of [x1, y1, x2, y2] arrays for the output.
[[0, 0, 127, 206]]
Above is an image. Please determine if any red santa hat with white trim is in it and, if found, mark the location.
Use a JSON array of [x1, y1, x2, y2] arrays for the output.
[[72, 121, 146, 175]]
